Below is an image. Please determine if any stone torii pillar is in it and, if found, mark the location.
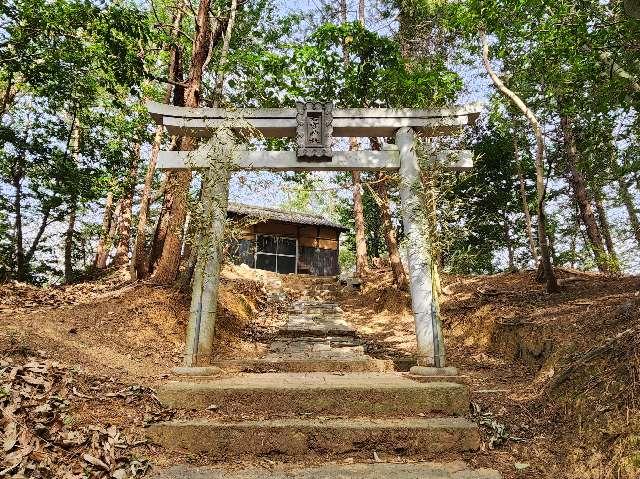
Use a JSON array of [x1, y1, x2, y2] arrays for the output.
[[396, 127, 443, 367], [183, 130, 237, 367]]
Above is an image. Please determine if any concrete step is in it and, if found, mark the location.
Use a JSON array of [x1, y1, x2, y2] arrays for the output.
[[279, 318, 355, 338], [150, 462, 501, 478], [269, 338, 366, 357], [156, 373, 469, 416], [147, 417, 480, 458], [209, 358, 394, 373]]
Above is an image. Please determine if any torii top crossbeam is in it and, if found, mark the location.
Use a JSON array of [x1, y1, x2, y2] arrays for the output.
[[147, 101, 482, 138]]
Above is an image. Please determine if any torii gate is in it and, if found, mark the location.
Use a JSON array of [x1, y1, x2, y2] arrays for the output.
[[147, 101, 482, 369]]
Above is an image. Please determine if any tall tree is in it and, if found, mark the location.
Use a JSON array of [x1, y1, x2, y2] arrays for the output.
[[481, 33, 558, 292], [559, 114, 610, 272], [514, 136, 538, 263], [340, 0, 369, 278], [113, 143, 140, 266], [94, 190, 114, 269], [151, 0, 226, 284]]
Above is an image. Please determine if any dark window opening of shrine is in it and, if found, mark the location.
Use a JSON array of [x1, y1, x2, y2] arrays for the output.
[[255, 235, 297, 274]]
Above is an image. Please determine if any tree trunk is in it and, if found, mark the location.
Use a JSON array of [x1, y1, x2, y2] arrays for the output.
[[593, 186, 619, 271], [560, 114, 610, 273], [481, 32, 558, 292], [513, 136, 538, 263], [131, 126, 162, 278], [101, 200, 122, 268], [352, 170, 369, 276], [64, 205, 77, 284], [212, 0, 238, 104], [503, 212, 515, 271], [147, 8, 184, 277], [64, 121, 81, 284], [372, 173, 407, 288], [24, 206, 50, 269], [94, 191, 114, 269], [12, 154, 25, 280], [1, 71, 16, 116], [178, 0, 239, 289], [368, 137, 406, 287], [132, 3, 180, 279], [113, 143, 140, 266], [569, 204, 579, 269], [618, 177, 640, 248], [337, 0, 368, 277], [151, 0, 225, 285]]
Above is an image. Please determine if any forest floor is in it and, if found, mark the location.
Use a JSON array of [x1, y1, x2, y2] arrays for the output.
[[0, 265, 639, 478]]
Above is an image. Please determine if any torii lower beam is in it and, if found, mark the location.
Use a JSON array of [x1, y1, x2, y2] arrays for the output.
[[156, 148, 474, 172]]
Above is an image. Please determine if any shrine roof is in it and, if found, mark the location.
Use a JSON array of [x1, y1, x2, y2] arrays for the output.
[[228, 202, 347, 231]]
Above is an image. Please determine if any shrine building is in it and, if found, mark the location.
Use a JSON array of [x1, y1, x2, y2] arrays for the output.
[[227, 202, 346, 276]]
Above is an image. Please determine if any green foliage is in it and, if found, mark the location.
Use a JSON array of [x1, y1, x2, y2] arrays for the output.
[[229, 20, 461, 108], [0, 0, 152, 282], [0, 0, 150, 106]]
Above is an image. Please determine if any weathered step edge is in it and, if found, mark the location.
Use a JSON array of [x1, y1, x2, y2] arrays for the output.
[[278, 328, 357, 338], [209, 358, 394, 373], [157, 380, 469, 417], [149, 462, 502, 479], [147, 417, 480, 458]]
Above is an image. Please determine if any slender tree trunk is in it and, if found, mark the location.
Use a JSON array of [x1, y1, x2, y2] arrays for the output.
[[12, 154, 25, 280], [152, 0, 225, 284], [212, 0, 238, 104], [24, 206, 50, 268], [481, 32, 558, 292], [98, 200, 121, 268], [373, 173, 407, 287], [569, 204, 579, 269], [513, 136, 538, 263], [560, 115, 609, 272], [64, 121, 81, 284], [131, 126, 162, 278], [1, 71, 16, 116], [149, 178, 171, 271], [368, 137, 406, 286], [593, 186, 619, 270], [113, 143, 140, 266], [64, 206, 77, 284], [547, 225, 556, 264], [352, 170, 369, 276], [618, 177, 640, 248], [339, 0, 368, 277], [94, 191, 114, 269], [503, 212, 516, 271]]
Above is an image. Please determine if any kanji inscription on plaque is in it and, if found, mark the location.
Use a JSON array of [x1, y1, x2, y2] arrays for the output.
[[296, 102, 333, 161]]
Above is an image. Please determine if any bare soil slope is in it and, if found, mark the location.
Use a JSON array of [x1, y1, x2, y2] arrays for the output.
[[338, 268, 640, 478], [1, 267, 638, 478]]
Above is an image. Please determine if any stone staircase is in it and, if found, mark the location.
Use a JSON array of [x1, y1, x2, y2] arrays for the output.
[[147, 277, 501, 478]]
